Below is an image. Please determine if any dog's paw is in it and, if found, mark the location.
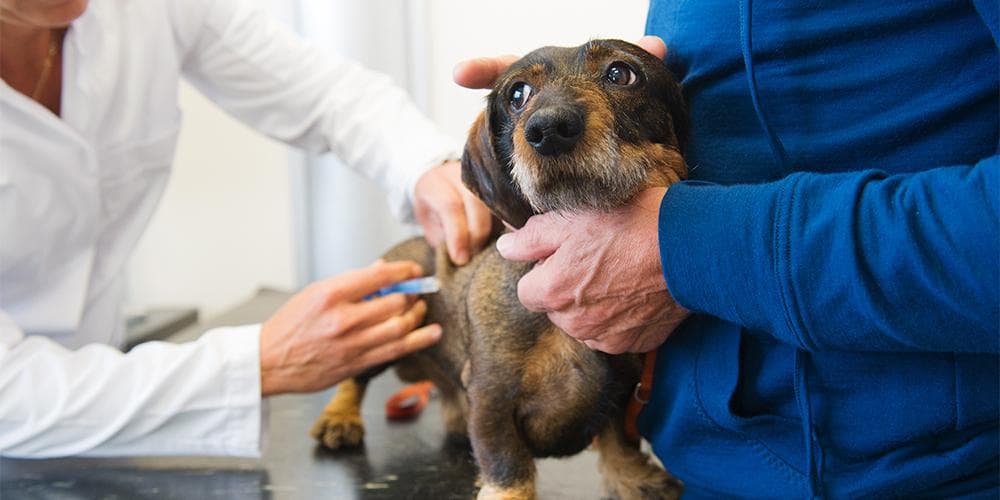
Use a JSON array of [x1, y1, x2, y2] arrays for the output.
[[637, 474, 683, 500], [309, 411, 365, 450], [476, 482, 535, 500], [602, 468, 682, 500]]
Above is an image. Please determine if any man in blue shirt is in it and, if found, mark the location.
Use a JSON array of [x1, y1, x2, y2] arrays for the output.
[[456, 0, 998, 497]]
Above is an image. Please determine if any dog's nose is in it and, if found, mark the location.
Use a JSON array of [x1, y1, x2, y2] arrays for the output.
[[524, 106, 584, 156]]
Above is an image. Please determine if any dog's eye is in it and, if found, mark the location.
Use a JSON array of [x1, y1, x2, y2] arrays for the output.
[[509, 82, 533, 112], [605, 62, 637, 86]]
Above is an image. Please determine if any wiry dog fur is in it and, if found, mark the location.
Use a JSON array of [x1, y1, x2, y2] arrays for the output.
[[311, 39, 688, 500]]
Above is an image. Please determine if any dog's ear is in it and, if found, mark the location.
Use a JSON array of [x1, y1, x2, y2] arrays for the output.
[[461, 109, 534, 229]]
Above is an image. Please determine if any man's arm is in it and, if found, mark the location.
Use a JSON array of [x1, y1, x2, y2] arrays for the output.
[[661, 157, 999, 353]]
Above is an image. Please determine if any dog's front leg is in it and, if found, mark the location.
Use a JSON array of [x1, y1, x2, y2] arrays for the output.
[[309, 378, 368, 450], [467, 382, 536, 500]]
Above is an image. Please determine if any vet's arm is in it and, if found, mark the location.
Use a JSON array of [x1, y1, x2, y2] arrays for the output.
[[170, 0, 456, 223], [0, 309, 262, 458], [172, 0, 493, 264], [0, 262, 441, 458]]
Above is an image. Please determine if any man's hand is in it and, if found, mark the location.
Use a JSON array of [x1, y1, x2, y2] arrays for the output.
[[453, 36, 667, 90], [413, 160, 493, 266], [495, 188, 689, 354], [259, 260, 441, 396]]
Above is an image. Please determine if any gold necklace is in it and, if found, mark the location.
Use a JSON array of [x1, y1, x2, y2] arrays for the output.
[[30, 31, 58, 101]]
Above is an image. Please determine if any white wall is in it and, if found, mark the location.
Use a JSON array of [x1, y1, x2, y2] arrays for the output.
[[127, 0, 649, 318], [422, 0, 650, 140]]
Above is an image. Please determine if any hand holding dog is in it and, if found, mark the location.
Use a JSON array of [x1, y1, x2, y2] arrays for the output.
[[259, 260, 442, 396], [495, 188, 689, 353], [414, 160, 493, 265]]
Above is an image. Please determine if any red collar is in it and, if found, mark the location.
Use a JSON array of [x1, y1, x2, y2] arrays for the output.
[[624, 350, 658, 444]]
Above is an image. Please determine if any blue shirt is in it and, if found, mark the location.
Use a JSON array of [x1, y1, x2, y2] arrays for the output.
[[640, 0, 999, 497]]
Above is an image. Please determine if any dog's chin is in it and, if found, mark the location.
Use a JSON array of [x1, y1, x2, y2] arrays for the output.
[[511, 148, 650, 213], [527, 175, 644, 213]]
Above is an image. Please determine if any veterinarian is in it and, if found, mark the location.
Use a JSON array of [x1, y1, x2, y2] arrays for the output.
[[456, 1, 998, 497], [0, 0, 492, 457]]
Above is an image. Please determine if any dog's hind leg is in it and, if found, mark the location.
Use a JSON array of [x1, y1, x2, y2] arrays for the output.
[[595, 418, 683, 500], [438, 379, 470, 447], [310, 377, 369, 450], [467, 384, 537, 500]]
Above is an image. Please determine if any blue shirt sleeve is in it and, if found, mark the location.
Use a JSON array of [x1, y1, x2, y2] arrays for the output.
[[659, 157, 999, 353]]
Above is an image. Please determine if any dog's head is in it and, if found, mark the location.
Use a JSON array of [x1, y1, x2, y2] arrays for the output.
[[461, 39, 688, 228]]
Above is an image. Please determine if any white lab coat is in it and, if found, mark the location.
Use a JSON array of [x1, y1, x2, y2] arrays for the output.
[[0, 0, 458, 457]]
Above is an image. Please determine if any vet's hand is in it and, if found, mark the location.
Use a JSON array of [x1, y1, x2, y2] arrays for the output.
[[453, 36, 667, 89], [413, 159, 493, 266], [259, 260, 442, 396], [495, 188, 689, 354]]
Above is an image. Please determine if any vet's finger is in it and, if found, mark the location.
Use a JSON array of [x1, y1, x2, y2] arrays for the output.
[[637, 35, 667, 59], [495, 213, 564, 261], [332, 293, 415, 335], [462, 188, 494, 254], [443, 159, 491, 257], [434, 187, 472, 265], [421, 220, 445, 250], [352, 300, 428, 348], [355, 324, 443, 369], [453, 55, 520, 89], [319, 260, 424, 303]]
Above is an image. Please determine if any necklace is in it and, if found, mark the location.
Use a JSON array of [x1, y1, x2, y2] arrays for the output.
[[30, 31, 58, 101]]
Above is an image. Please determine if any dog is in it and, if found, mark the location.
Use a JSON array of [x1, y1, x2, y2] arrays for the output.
[[309, 39, 689, 500]]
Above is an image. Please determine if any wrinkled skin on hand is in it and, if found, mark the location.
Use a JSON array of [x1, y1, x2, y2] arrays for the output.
[[496, 187, 689, 354]]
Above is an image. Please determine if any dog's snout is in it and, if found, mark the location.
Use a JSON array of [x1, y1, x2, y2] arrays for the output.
[[524, 106, 584, 156]]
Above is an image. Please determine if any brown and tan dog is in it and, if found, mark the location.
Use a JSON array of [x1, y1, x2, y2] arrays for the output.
[[310, 39, 688, 500]]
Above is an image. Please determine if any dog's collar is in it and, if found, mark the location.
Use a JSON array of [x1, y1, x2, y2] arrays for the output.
[[624, 350, 658, 444]]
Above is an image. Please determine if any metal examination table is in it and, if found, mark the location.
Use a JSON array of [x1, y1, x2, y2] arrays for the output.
[[0, 289, 605, 499]]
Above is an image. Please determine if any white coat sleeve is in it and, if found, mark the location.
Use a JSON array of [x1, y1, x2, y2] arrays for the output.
[[172, 0, 461, 222], [0, 311, 263, 458]]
